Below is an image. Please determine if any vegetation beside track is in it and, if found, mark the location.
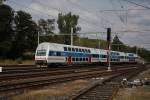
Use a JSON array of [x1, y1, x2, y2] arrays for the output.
[[11, 80, 89, 100], [0, 60, 34, 65], [114, 66, 150, 100]]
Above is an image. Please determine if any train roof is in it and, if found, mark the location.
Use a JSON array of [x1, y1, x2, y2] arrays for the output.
[[37, 42, 107, 52], [36, 42, 138, 56], [36, 42, 49, 51]]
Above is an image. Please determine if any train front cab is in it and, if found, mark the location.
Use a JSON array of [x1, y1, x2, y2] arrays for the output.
[[35, 50, 48, 66]]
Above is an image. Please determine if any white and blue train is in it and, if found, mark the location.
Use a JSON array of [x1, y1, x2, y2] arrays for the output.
[[35, 42, 138, 66]]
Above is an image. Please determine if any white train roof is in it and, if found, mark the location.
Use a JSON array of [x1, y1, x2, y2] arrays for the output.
[[37, 42, 94, 52], [36, 42, 49, 51], [36, 42, 137, 56], [118, 52, 126, 56]]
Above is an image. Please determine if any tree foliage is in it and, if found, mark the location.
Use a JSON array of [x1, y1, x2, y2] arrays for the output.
[[0, 0, 6, 4], [0, 4, 14, 42], [112, 35, 125, 51], [11, 11, 38, 58], [0, 4, 14, 58], [38, 19, 55, 35], [57, 12, 81, 44], [0, 4, 38, 59]]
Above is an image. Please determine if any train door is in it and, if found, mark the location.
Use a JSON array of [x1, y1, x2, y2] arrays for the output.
[[67, 56, 72, 64]]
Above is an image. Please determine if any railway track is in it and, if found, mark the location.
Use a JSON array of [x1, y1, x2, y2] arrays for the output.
[[1, 64, 138, 73], [1, 65, 106, 73], [70, 65, 147, 100], [0, 64, 139, 82], [0, 66, 139, 97], [0, 67, 108, 81]]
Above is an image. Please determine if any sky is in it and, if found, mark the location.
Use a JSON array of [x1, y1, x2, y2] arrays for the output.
[[5, 0, 150, 50]]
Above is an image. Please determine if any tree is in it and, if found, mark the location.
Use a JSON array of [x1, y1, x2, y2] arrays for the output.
[[38, 18, 55, 35], [0, 4, 14, 42], [111, 35, 126, 51], [11, 10, 38, 58], [57, 12, 81, 44], [0, 4, 14, 58], [0, 0, 6, 5], [138, 48, 150, 61]]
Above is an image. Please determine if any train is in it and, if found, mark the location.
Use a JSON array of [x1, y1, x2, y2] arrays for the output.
[[35, 42, 139, 67]]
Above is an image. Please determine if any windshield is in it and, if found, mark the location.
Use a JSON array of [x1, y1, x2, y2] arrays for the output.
[[36, 50, 46, 56]]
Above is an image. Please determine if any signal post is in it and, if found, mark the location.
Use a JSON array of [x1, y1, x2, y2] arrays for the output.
[[107, 28, 112, 71]]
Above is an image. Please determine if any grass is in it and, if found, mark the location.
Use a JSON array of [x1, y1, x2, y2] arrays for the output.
[[74, 37, 107, 49], [0, 60, 35, 65], [114, 86, 150, 100], [11, 80, 89, 100]]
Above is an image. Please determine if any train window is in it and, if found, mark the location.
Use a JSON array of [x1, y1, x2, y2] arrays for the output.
[[97, 55, 99, 58], [82, 49, 84, 52], [68, 47, 71, 51], [120, 56, 124, 59], [61, 52, 65, 56], [75, 48, 78, 52], [56, 52, 61, 56], [79, 48, 82, 52], [72, 48, 75, 52], [82, 49, 85, 52], [83, 58, 86, 61], [86, 58, 88, 61], [76, 58, 78, 61], [101, 55, 107, 58], [72, 58, 75, 61], [49, 51, 56, 56], [92, 54, 95, 57], [85, 49, 87, 53], [37, 50, 46, 56], [64, 47, 67, 51], [81, 49, 83, 52], [80, 58, 82, 61], [129, 54, 134, 56], [92, 54, 99, 58], [88, 50, 91, 53]]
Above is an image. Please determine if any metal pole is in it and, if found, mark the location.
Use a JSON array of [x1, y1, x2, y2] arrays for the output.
[[71, 28, 73, 46], [38, 31, 39, 45], [107, 28, 111, 71], [108, 42, 111, 71]]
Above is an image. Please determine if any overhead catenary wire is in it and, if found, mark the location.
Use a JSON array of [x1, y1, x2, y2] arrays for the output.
[[36, 0, 107, 29], [7, 1, 150, 33], [109, 0, 127, 26], [123, 0, 150, 10], [34, 0, 102, 30]]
